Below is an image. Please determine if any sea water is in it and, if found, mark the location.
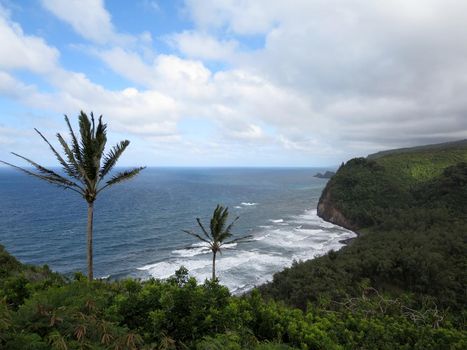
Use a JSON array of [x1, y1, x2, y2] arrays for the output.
[[0, 168, 355, 293]]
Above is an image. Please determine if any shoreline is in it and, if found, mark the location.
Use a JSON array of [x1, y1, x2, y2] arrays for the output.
[[338, 229, 360, 245]]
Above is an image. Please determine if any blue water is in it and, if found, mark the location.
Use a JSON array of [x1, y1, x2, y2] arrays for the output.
[[0, 168, 355, 292]]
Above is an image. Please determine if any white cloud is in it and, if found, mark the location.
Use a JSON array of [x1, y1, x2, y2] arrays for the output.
[[228, 123, 265, 141], [3, 0, 467, 166], [0, 71, 35, 97], [0, 8, 180, 144], [182, 0, 467, 153], [168, 31, 238, 61], [0, 9, 59, 73], [41, 0, 115, 44], [0, 124, 29, 146], [0, 72, 59, 109], [41, 0, 151, 46], [184, 0, 280, 34], [98, 47, 156, 86]]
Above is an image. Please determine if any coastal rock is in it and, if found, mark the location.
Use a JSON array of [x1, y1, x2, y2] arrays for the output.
[[314, 171, 335, 179], [317, 183, 356, 231]]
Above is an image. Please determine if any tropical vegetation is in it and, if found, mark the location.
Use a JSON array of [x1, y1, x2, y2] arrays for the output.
[[260, 144, 467, 341], [183, 205, 251, 280], [0, 112, 145, 281]]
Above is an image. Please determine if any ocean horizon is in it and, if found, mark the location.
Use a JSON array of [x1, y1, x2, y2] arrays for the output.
[[0, 167, 355, 293]]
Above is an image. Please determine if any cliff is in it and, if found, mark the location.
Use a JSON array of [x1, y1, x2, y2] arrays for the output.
[[317, 182, 356, 231]]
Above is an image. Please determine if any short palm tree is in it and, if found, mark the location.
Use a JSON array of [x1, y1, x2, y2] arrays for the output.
[[183, 205, 251, 281], [0, 111, 145, 281]]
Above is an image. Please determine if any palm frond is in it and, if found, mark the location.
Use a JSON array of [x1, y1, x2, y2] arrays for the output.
[[9, 152, 83, 190], [34, 128, 79, 180], [182, 244, 209, 250], [217, 231, 232, 242], [196, 218, 212, 240], [79, 112, 100, 182], [79, 111, 92, 147], [64, 115, 83, 163], [210, 205, 222, 231], [182, 230, 210, 244], [0, 160, 82, 195], [223, 234, 253, 245], [94, 114, 107, 163], [210, 205, 229, 238], [99, 140, 130, 178], [224, 216, 240, 236], [55, 133, 86, 181], [97, 167, 145, 193]]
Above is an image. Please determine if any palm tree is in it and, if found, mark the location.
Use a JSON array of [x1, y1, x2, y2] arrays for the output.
[[183, 205, 251, 281], [0, 111, 145, 281]]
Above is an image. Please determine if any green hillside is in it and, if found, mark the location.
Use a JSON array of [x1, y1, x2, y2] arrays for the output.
[[370, 141, 467, 185], [367, 139, 467, 159], [318, 142, 467, 229], [260, 142, 467, 343]]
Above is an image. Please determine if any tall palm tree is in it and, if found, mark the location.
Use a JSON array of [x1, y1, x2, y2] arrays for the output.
[[0, 111, 145, 281], [183, 205, 251, 281]]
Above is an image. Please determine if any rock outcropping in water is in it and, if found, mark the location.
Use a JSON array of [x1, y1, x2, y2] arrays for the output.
[[314, 171, 335, 179]]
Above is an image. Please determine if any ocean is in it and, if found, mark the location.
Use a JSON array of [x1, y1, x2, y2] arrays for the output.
[[0, 167, 355, 293]]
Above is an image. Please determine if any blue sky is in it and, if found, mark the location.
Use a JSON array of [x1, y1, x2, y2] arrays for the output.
[[1, 0, 466, 167]]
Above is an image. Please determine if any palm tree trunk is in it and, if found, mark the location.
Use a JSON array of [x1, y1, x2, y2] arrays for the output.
[[87, 201, 94, 281], [212, 251, 217, 281]]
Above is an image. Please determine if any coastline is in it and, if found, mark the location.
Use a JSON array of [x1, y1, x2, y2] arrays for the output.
[[338, 229, 360, 245]]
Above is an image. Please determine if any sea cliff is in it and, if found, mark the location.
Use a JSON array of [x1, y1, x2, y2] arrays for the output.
[[317, 182, 356, 231]]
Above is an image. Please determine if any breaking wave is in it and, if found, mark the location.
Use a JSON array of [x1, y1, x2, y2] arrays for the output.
[[138, 208, 356, 293]]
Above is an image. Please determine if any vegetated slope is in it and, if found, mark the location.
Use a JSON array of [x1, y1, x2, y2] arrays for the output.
[[260, 142, 467, 329], [367, 139, 467, 161], [370, 141, 467, 184]]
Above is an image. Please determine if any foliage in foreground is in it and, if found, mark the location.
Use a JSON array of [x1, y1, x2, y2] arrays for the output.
[[0, 249, 466, 349]]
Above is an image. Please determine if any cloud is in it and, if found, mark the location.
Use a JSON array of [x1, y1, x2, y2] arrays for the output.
[[3, 1, 467, 166], [0, 8, 59, 73], [0, 71, 36, 97], [184, 0, 280, 35], [0, 8, 180, 144], [41, 0, 116, 44], [41, 0, 151, 46], [168, 31, 239, 61], [97, 47, 157, 86], [0, 124, 30, 146], [226, 123, 266, 141], [182, 0, 467, 153]]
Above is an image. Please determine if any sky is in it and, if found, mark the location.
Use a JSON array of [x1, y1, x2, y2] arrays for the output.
[[0, 0, 466, 167]]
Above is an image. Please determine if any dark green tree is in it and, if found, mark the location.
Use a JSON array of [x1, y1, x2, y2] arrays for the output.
[[0, 111, 145, 281], [183, 205, 251, 281]]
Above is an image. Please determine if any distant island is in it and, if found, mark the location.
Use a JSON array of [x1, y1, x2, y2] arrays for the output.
[[313, 170, 335, 178]]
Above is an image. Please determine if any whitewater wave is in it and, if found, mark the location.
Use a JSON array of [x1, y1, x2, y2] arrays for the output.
[[172, 246, 210, 258], [138, 208, 356, 293], [241, 202, 258, 206]]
